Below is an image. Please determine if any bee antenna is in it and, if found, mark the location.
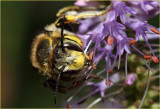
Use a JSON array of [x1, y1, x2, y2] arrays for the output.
[[61, 15, 65, 52], [54, 67, 64, 104], [54, 71, 61, 104]]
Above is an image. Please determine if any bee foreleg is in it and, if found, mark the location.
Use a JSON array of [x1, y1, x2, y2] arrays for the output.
[[54, 67, 65, 104]]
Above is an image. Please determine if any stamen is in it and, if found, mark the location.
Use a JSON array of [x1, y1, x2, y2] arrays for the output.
[[95, 52, 105, 65], [141, 34, 156, 57], [87, 97, 102, 109], [129, 39, 136, 45], [125, 53, 128, 82], [67, 84, 85, 103], [91, 61, 96, 69], [106, 70, 109, 86], [73, 89, 99, 107], [77, 98, 88, 104], [89, 51, 94, 61], [144, 54, 151, 60], [87, 88, 123, 109], [150, 27, 160, 34], [86, 68, 94, 79], [88, 51, 96, 69], [107, 36, 114, 45], [152, 49, 160, 53], [106, 54, 110, 86], [84, 40, 92, 53], [111, 49, 118, 69], [149, 44, 160, 47], [141, 59, 154, 74], [118, 43, 122, 70], [139, 63, 150, 109], [131, 45, 145, 56], [151, 56, 159, 63]]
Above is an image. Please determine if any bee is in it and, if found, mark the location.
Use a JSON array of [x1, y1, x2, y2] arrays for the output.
[[31, 6, 111, 104]]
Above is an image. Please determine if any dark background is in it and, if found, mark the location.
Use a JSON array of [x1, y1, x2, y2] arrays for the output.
[[1, 1, 75, 108], [1, 1, 159, 108]]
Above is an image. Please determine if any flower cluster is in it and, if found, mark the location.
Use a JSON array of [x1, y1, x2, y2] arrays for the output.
[[66, 0, 159, 108], [75, 0, 159, 84]]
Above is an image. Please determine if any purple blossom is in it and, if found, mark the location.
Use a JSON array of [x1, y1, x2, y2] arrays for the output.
[[126, 17, 157, 57], [73, 1, 159, 93], [76, 0, 159, 73], [87, 73, 121, 98], [68, 0, 159, 108], [127, 1, 159, 20], [111, 1, 137, 24], [69, 73, 122, 107]]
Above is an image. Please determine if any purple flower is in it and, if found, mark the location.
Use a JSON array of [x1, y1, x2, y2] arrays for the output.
[[73, 73, 122, 104], [111, 1, 137, 24], [76, 0, 159, 82], [67, 0, 159, 107], [126, 17, 158, 57], [87, 73, 121, 98], [125, 73, 136, 85], [127, 1, 159, 20], [78, 17, 101, 34]]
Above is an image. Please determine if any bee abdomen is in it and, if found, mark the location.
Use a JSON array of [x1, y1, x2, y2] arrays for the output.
[[31, 34, 53, 73]]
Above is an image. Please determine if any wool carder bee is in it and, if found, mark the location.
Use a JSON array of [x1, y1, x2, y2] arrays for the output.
[[31, 6, 110, 104]]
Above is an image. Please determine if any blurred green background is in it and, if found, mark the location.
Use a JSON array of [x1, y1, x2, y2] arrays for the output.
[[1, 1, 75, 108], [1, 1, 159, 108]]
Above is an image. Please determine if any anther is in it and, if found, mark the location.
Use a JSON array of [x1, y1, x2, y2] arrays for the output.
[[89, 51, 94, 61], [91, 61, 96, 69], [108, 69, 113, 73], [144, 55, 151, 60], [107, 36, 114, 45], [151, 56, 159, 63], [150, 27, 160, 34], [129, 40, 136, 45]]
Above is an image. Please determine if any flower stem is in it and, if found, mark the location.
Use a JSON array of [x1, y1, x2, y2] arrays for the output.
[[125, 53, 128, 81], [139, 62, 150, 109]]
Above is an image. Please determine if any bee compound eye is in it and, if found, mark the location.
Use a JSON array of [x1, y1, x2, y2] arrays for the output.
[[63, 42, 83, 52]]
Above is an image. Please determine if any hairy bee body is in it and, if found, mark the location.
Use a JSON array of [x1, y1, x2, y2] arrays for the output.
[[31, 6, 106, 100], [31, 27, 90, 84]]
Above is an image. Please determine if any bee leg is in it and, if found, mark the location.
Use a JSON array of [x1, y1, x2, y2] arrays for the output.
[[87, 74, 104, 79], [54, 72, 61, 104], [68, 74, 103, 90], [54, 67, 65, 104]]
